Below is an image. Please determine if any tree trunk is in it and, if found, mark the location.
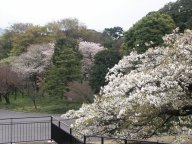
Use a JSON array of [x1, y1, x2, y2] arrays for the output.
[[0, 95, 2, 102], [14, 88, 17, 100], [4, 94, 10, 104], [32, 96, 37, 110]]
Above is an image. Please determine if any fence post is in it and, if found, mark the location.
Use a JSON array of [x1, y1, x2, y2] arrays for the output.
[[70, 128, 72, 135], [51, 116, 53, 141], [101, 137, 104, 144], [10, 118, 13, 144], [58, 121, 61, 128], [124, 139, 127, 144], [51, 116, 53, 124], [84, 136, 86, 144]]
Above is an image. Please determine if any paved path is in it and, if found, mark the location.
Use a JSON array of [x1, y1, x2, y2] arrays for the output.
[[0, 109, 55, 118]]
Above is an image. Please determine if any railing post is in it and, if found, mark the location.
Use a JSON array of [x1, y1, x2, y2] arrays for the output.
[[11, 118, 13, 144], [10, 118, 13, 144], [70, 128, 72, 135], [84, 135, 86, 144], [51, 116, 53, 141], [58, 121, 61, 128], [101, 137, 104, 144], [51, 116, 53, 124]]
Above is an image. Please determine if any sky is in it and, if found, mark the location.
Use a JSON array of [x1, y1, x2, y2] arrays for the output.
[[0, 0, 177, 31]]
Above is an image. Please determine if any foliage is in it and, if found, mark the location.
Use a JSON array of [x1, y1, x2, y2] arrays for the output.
[[78, 41, 105, 79], [11, 43, 55, 109], [62, 29, 192, 141], [0, 65, 21, 104], [103, 26, 124, 40], [159, 0, 192, 32], [45, 39, 82, 98], [122, 12, 175, 54], [101, 27, 124, 49], [9, 23, 33, 33], [89, 50, 122, 93], [78, 29, 102, 43], [52, 38, 78, 64], [46, 18, 86, 40], [9, 23, 53, 55], [64, 81, 94, 103], [12, 43, 54, 78], [0, 31, 12, 59]]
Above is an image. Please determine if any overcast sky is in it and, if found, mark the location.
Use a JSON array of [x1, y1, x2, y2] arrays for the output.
[[1, 0, 176, 31]]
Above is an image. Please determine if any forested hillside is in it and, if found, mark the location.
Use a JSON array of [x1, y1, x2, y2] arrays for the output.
[[0, 3, 192, 142], [0, 18, 123, 112]]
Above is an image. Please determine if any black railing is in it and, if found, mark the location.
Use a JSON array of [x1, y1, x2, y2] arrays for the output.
[[0, 116, 170, 144], [51, 117, 83, 144], [0, 116, 51, 144], [83, 135, 169, 144]]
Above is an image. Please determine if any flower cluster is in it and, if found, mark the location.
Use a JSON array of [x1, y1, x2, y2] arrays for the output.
[[62, 29, 192, 139], [12, 43, 55, 77], [78, 41, 105, 77]]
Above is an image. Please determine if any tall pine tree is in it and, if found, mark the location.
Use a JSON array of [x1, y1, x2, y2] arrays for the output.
[[45, 38, 82, 98]]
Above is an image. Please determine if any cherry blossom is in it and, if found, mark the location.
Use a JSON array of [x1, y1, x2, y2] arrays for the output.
[[12, 43, 55, 77], [78, 41, 105, 78], [62, 29, 192, 141]]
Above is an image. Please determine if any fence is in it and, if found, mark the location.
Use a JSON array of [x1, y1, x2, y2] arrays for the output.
[[84, 135, 169, 144], [51, 117, 83, 144], [0, 116, 51, 144], [0, 116, 170, 144]]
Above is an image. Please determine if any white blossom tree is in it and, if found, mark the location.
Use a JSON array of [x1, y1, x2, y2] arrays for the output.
[[78, 41, 105, 79], [12, 43, 54, 77], [62, 29, 192, 141], [11, 43, 55, 109]]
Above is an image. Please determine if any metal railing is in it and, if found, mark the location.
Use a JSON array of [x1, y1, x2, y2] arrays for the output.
[[51, 117, 83, 144], [0, 116, 51, 144], [0, 116, 170, 144], [84, 135, 169, 144]]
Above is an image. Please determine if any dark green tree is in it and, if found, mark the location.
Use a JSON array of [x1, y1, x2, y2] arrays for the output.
[[102, 26, 124, 49], [52, 38, 79, 64], [122, 12, 175, 54], [103, 26, 124, 40], [0, 31, 12, 59], [45, 39, 82, 98], [89, 50, 121, 93], [159, 0, 192, 32]]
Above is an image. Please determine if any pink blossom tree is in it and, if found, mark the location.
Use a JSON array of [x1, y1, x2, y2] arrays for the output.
[[78, 41, 105, 80]]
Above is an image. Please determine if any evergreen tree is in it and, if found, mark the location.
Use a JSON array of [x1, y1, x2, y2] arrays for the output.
[[89, 50, 121, 93], [45, 39, 82, 98], [159, 0, 192, 32], [122, 12, 175, 55]]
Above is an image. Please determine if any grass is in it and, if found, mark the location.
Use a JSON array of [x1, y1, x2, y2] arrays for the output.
[[0, 94, 82, 114]]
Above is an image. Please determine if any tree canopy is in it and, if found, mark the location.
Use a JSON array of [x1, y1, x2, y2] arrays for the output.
[[45, 38, 82, 98], [159, 0, 192, 32], [89, 50, 122, 93], [12, 43, 55, 79], [9, 23, 53, 55], [122, 12, 175, 54], [62, 29, 192, 142], [78, 41, 105, 80], [101, 27, 124, 50]]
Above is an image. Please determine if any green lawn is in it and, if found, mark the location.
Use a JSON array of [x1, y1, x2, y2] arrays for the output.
[[0, 94, 82, 114]]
